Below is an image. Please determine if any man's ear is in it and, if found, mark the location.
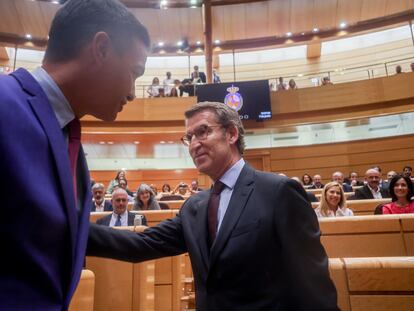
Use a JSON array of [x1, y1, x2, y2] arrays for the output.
[[91, 32, 113, 66], [227, 125, 239, 145]]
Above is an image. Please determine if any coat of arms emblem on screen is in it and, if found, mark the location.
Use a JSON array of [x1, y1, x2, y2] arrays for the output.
[[224, 85, 243, 111]]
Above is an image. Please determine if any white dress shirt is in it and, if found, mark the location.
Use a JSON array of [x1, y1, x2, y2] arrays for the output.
[[216, 158, 245, 233], [109, 210, 128, 227]]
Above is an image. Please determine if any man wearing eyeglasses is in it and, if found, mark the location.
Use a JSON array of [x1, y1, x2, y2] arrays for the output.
[[88, 102, 338, 311]]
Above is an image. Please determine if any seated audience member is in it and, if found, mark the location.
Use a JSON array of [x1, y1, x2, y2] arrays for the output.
[[353, 168, 389, 200], [309, 174, 324, 189], [189, 180, 202, 194], [395, 65, 403, 74], [301, 173, 313, 188], [173, 182, 191, 196], [158, 88, 165, 97], [134, 183, 160, 211], [347, 171, 364, 187], [156, 183, 172, 199], [191, 65, 206, 83], [91, 183, 113, 212], [291, 177, 318, 203], [403, 166, 412, 178], [315, 182, 354, 218], [117, 178, 134, 202], [180, 78, 195, 96], [321, 76, 333, 86], [169, 79, 182, 97], [411, 62, 414, 72], [383, 170, 397, 190], [149, 184, 158, 196], [96, 189, 147, 226], [382, 175, 414, 214], [107, 170, 126, 194], [163, 71, 174, 96], [146, 77, 161, 97], [332, 171, 353, 192], [161, 183, 172, 193], [276, 77, 287, 91], [371, 165, 385, 188], [288, 79, 298, 90], [212, 69, 221, 83]]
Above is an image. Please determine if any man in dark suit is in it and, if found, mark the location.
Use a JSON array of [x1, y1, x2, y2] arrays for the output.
[[88, 102, 338, 311], [309, 174, 324, 189], [191, 65, 207, 83], [0, 1, 149, 309], [353, 168, 389, 200], [332, 171, 353, 192], [91, 183, 113, 212], [96, 189, 147, 226]]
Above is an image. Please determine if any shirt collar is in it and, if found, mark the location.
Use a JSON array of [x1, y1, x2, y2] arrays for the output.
[[367, 184, 380, 193], [218, 158, 245, 190], [31, 67, 75, 129], [113, 209, 128, 219]]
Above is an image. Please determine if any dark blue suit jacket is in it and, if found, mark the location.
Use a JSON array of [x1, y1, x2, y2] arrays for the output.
[[96, 212, 147, 226], [88, 164, 338, 310], [0, 68, 91, 310]]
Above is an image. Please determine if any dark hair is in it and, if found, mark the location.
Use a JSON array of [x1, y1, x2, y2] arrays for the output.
[[301, 173, 313, 185], [184, 101, 245, 154], [114, 170, 125, 181], [389, 175, 414, 202], [45, 0, 150, 62], [403, 166, 413, 171], [162, 183, 171, 192]]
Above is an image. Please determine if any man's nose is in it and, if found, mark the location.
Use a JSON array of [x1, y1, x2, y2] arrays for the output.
[[127, 84, 136, 101]]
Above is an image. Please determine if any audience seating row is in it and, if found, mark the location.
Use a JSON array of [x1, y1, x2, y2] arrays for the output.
[[330, 257, 414, 311], [86, 213, 414, 310]]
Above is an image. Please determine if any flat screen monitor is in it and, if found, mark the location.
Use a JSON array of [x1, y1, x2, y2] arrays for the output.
[[196, 80, 272, 121]]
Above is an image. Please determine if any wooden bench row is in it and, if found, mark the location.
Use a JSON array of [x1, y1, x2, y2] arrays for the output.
[[83, 252, 414, 311], [98, 197, 391, 216], [331, 256, 414, 311]]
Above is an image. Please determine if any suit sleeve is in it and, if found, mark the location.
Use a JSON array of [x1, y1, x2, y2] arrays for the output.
[[87, 212, 187, 263], [274, 179, 339, 311]]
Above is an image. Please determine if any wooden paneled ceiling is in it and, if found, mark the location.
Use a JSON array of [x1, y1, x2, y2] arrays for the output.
[[1, 0, 414, 52]]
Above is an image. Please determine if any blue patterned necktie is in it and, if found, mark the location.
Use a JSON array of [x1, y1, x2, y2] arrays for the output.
[[115, 214, 122, 227]]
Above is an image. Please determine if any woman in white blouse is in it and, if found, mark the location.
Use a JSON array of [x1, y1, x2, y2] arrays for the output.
[[315, 181, 354, 218]]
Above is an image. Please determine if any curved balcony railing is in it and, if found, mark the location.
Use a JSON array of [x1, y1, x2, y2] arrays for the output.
[[133, 56, 414, 98]]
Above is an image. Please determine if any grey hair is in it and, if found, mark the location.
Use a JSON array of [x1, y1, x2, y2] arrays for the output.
[[92, 183, 105, 191], [134, 183, 156, 209], [184, 101, 245, 154]]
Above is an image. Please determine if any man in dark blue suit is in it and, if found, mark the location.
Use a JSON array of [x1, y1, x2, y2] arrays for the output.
[[88, 102, 338, 311], [91, 183, 113, 212], [0, 0, 149, 309], [332, 171, 353, 192], [96, 189, 147, 227]]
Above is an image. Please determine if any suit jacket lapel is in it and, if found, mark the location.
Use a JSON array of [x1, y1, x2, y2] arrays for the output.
[[12, 69, 78, 257], [209, 165, 255, 268]]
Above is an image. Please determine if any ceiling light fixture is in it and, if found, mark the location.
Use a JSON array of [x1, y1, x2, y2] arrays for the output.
[[339, 22, 347, 29], [214, 39, 220, 44], [286, 32, 292, 37], [158, 41, 164, 47], [25, 34, 32, 39], [312, 27, 319, 33], [177, 41, 183, 46], [196, 41, 201, 45]]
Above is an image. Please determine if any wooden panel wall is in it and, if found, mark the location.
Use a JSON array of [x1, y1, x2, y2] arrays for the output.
[[90, 168, 198, 191], [90, 134, 414, 187], [266, 134, 414, 182]]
